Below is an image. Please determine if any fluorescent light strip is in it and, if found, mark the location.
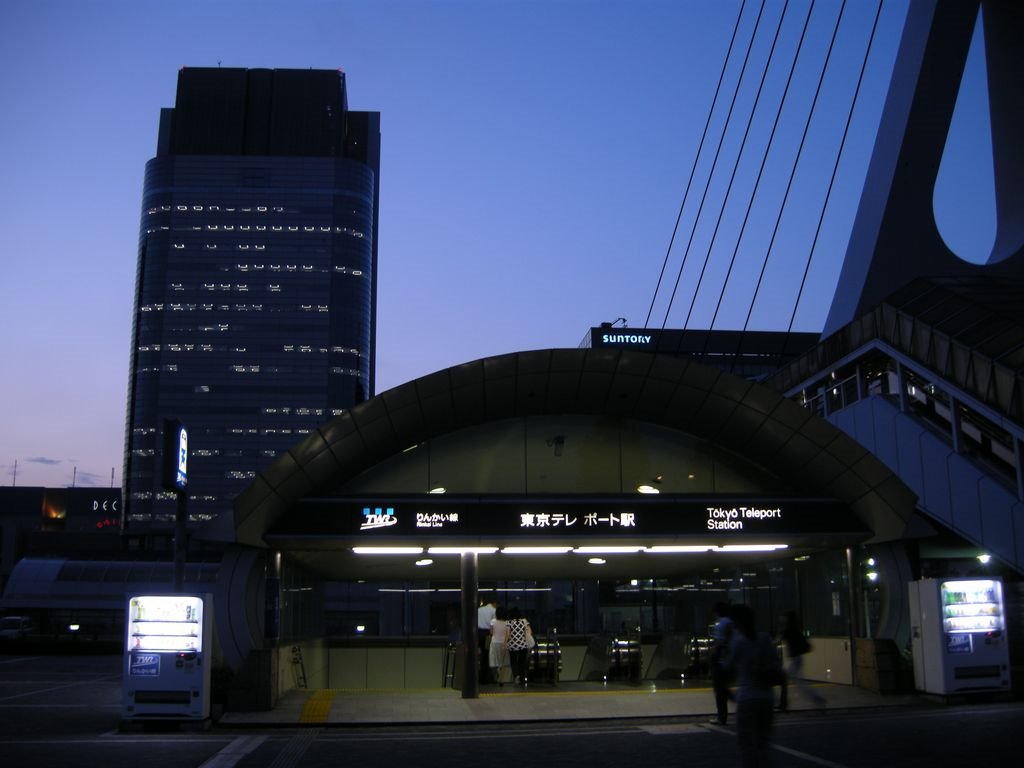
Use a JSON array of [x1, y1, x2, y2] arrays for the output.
[[352, 546, 424, 555], [427, 547, 499, 555], [714, 544, 789, 552], [646, 546, 714, 553], [574, 546, 645, 554], [501, 546, 574, 554]]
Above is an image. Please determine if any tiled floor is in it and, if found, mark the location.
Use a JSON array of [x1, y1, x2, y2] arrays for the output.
[[221, 681, 916, 726]]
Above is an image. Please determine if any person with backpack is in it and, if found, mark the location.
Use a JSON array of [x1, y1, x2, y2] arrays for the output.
[[723, 603, 784, 767], [777, 610, 825, 711]]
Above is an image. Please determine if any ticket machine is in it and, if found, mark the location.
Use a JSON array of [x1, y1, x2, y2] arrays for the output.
[[122, 593, 212, 721]]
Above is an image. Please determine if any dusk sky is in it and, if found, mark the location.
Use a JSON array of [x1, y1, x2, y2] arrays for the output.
[[0, 1, 994, 488]]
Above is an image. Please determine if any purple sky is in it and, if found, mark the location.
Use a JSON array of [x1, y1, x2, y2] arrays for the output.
[[0, 1, 995, 488]]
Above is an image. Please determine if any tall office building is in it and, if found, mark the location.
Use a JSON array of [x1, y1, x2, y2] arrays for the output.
[[124, 67, 380, 529]]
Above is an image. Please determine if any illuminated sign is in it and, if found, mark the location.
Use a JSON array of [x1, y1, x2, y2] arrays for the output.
[[162, 420, 189, 493], [706, 506, 782, 530], [591, 328, 660, 348], [287, 497, 867, 540], [601, 333, 653, 345], [360, 507, 398, 530]]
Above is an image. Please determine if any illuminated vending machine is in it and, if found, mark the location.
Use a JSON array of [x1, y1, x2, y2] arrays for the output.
[[908, 578, 1011, 695], [122, 594, 213, 721]]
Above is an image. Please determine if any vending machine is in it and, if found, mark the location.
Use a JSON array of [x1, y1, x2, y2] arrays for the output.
[[908, 578, 1011, 695], [122, 593, 213, 721]]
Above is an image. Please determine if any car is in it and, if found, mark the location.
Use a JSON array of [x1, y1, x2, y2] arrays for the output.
[[0, 616, 35, 640]]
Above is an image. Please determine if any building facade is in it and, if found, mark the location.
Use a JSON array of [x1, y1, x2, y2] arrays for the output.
[[124, 68, 380, 529]]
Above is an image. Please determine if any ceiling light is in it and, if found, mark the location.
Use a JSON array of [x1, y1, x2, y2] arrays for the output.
[[352, 546, 424, 555], [427, 546, 499, 555], [714, 544, 788, 552], [501, 546, 574, 554], [646, 545, 713, 553], [637, 484, 660, 494], [574, 546, 645, 554], [414, 559, 434, 567], [429, 486, 446, 494], [588, 558, 606, 565], [977, 553, 992, 564]]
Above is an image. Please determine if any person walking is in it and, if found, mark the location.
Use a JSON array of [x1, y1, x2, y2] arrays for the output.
[[489, 605, 512, 687], [708, 602, 734, 725], [477, 597, 496, 683], [723, 604, 783, 768], [506, 607, 534, 685], [777, 610, 825, 711]]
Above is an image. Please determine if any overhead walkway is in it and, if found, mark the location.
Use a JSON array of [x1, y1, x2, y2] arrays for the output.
[[767, 277, 1024, 574]]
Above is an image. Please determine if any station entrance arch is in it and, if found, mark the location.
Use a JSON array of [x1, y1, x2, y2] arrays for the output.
[[228, 349, 916, 697]]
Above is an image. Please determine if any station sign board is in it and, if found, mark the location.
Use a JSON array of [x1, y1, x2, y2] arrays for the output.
[[284, 496, 868, 540]]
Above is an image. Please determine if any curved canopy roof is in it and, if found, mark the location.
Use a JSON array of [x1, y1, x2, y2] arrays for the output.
[[230, 349, 917, 564]]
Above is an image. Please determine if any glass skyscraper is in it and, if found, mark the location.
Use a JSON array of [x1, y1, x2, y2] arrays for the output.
[[124, 67, 380, 529]]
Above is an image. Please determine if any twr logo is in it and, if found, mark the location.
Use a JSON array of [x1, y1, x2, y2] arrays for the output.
[[360, 507, 398, 530]]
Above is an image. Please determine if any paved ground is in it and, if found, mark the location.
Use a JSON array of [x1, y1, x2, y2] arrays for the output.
[[223, 674, 913, 726], [1, 653, 1020, 768]]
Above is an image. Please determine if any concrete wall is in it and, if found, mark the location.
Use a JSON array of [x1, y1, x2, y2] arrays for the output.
[[791, 636, 853, 685], [328, 646, 450, 689]]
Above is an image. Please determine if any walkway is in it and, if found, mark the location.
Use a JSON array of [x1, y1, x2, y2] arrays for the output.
[[220, 681, 917, 726]]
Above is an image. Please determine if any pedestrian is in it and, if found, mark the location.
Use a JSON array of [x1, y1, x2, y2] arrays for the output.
[[477, 597, 497, 683], [723, 604, 783, 768], [777, 610, 825, 711], [489, 605, 512, 686], [506, 607, 534, 685], [708, 602, 734, 725]]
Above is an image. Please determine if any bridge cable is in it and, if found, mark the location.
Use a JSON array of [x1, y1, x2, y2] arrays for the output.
[[685, 0, 801, 347], [739, 0, 849, 341], [659, 0, 769, 329], [706, 0, 815, 370], [786, 0, 885, 335], [643, 1, 747, 329]]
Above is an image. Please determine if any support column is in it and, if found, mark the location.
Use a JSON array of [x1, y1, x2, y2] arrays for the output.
[[173, 492, 188, 592], [846, 547, 862, 638], [265, 550, 282, 644], [461, 552, 479, 699], [1014, 435, 1024, 501], [846, 546, 861, 687], [950, 393, 962, 454], [895, 361, 907, 413]]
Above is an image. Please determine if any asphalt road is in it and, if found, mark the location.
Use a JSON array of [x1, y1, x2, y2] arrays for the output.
[[0, 654, 1018, 768]]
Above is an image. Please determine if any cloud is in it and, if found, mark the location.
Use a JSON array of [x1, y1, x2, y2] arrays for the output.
[[25, 457, 64, 466], [73, 471, 107, 487]]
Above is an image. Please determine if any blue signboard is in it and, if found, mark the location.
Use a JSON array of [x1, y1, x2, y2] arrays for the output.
[[129, 652, 161, 676], [946, 633, 972, 654]]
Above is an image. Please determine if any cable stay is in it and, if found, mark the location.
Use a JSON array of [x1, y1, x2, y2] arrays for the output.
[[659, 0, 769, 330], [643, 1, 747, 330], [739, 0, 850, 343], [680, 0, 794, 340], [786, 0, 885, 336]]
